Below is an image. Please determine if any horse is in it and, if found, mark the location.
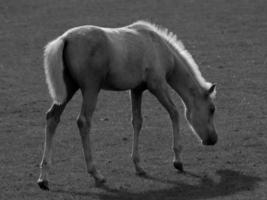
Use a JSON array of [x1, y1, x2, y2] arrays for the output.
[[37, 20, 217, 190]]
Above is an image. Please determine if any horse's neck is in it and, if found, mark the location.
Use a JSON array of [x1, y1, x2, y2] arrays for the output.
[[169, 53, 205, 108]]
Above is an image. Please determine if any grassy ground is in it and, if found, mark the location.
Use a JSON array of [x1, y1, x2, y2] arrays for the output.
[[0, 0, 266, 199]]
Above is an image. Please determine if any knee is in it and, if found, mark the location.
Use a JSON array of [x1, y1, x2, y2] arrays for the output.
[[77, 115, 91, 130], [132, 154, 140, 163], [169, 108, 179, 121], [132, 116, 143, 131], [77, 115, 86, 128]]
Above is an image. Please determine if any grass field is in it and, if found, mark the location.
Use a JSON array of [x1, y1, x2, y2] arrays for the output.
[[0, 0, 267, 199]]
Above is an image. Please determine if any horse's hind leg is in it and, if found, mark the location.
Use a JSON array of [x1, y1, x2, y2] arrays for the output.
[[148, 80, 184, 172], [77, 88, 105, 186], [130, 88, 146, 175], [37, 77, 77, 190], [37, 103, 66, 190]]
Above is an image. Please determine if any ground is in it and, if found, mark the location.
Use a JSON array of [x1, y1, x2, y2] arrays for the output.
[[0, 0, 267, 199]]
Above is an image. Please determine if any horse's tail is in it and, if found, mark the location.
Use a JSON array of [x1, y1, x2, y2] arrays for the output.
[[44, 37, 67, 105]]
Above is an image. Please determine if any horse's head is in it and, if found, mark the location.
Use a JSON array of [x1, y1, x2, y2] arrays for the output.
[[186, 84, 217, 146]]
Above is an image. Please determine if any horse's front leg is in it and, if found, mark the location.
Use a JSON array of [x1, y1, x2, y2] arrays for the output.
[[77, 89, 106, 186], [130, 89, 146, 175], [148, 81, 184, 172]]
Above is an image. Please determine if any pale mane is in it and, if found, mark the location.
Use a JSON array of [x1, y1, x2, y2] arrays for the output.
[[132, 20, 212, 90]]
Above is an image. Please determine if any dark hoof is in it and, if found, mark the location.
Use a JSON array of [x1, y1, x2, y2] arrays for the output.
[[136, 170, 147, 177], [37, 179, 49, 190], [95, 178, 106, 187], [173, 161, 184, 172]]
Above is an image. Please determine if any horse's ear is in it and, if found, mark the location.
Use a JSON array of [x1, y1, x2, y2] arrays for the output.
[[208, 84, 216, 99]]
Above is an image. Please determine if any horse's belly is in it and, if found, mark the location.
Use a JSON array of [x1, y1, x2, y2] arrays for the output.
[[101, 67, 144, 91]]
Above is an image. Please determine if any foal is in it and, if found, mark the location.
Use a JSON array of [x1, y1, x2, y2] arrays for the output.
[[38, 21, 217, 190]]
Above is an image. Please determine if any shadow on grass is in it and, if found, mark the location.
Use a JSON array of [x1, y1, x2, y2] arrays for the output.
[[52, 169, 261, 200]]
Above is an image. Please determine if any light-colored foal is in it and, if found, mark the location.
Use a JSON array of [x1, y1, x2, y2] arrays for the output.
[[38, 20, 217, 190]]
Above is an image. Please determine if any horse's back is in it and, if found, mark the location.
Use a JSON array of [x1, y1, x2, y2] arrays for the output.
[[62, 24, 173, 91]]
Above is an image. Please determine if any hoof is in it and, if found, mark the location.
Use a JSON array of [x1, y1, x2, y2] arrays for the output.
[[37, 179, 49, 190], [173, 161, 184, 172], [136, 170, 146, 176], [136, 168, 146, 176], [95, 178, 106, 187]]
